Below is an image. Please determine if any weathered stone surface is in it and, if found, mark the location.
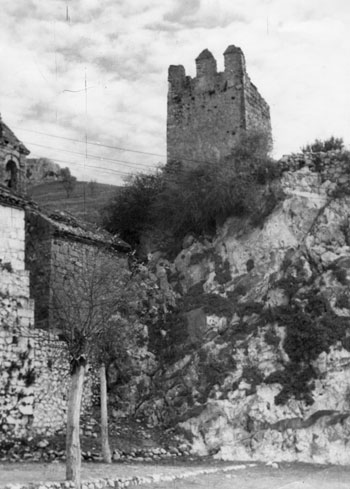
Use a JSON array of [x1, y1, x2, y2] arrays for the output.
[[131, 150, 350, 465], [167, 45, 271, 169]]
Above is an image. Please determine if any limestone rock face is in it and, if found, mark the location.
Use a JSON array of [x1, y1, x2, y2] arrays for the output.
[[26, 158, 62, 185], [107, 150, 350, 464], [137, 150, 350, 464]]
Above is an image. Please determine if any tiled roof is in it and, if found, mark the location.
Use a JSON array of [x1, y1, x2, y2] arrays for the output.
[[0, 121, 30, 155], [0, 183, 28, 208], [36, 209, 130, 251]]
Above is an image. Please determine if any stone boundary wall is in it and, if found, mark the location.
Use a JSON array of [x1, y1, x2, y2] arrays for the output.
[[0, 322, 96, 441], [279, 150, 350, 200]]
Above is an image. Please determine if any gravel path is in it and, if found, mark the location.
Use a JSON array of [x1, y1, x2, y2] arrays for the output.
[[1, 460, 350, 488]]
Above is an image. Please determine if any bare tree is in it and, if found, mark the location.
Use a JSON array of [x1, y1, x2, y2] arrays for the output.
[[60, 167, 77, 197], [50, 248, 130, 487], [88, 179, 98, 197]]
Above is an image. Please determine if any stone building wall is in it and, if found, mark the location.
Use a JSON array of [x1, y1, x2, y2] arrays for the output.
[[244, 80, 271, 134], [0, 119, 29, 195], [25, 210, 129, 331], [167, 45, 271, 169], [0, 202, 35, 439], [0, 201, 96, 441]]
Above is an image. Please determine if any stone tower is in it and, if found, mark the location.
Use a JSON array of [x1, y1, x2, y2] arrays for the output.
[[0, 114, 30, 195], [167, 45, 271, 168]]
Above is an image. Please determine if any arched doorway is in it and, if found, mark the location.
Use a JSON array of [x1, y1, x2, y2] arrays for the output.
[[5, 160, 18, 190]]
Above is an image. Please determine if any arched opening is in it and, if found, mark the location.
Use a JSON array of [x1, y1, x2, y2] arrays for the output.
[[5, 160, 18, 190]]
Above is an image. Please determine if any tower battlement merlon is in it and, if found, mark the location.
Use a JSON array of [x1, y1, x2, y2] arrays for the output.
[[223, 45, 246, 78], [195, 49, 217, 79], [168, 65, 187, 94]]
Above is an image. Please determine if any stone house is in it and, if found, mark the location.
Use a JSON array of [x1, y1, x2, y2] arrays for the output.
[[0, 186, 130, 440], [0, 115, 30, 194], [0, 119, 130, 439], [0, 184, 70, 440]]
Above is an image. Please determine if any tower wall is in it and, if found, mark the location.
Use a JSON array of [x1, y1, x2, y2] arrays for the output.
[[167, 45, 271, 169]]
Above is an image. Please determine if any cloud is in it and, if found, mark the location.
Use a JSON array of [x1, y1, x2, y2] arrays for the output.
[[1, 0, 350, 184]]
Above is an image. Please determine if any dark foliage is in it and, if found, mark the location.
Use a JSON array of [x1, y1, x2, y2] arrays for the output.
[[102, 172, 164, 247], [265, 364, 316, 405], [23, 367, 36, 387], [263, 292, 350, 405], [102, 130, 280, 252], [301, 136, 344, 153]]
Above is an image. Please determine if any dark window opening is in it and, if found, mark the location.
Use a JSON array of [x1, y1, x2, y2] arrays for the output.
[[5, 160, 18, 190]]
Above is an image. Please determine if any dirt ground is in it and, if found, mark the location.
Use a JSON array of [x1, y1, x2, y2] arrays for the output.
[[1, 460, 350, 489]]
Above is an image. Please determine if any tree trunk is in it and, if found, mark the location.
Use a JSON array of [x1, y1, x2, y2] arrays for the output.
[[100, 363, 112, 463], [66, 361, 86, 489]]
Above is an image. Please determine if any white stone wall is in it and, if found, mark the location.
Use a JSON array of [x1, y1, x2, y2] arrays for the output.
[[0, 204, 25, 271], [0, 204, 36, 439]]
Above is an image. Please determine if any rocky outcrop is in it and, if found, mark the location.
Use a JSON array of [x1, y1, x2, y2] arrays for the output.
[[117, 149, 350, 465], [26, 158, 62, 185]]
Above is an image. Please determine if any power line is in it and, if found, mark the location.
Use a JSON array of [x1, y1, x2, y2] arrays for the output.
[[13, 125, 168, 159], [27, 141, 159, 171], [12, 125, 223, 166], [29, 154, 138, 178], [31, 152, 330, 195]]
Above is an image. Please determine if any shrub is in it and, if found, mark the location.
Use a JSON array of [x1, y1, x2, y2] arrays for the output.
[[301, 136, 344, 153], [102, 130, 280, 253], [102, 172, 164, 247], [264, 293, 350, 405], [265, 364, 316, 405]]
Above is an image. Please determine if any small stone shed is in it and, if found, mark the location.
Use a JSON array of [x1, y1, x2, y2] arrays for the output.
[[25, 208, 130, 330]]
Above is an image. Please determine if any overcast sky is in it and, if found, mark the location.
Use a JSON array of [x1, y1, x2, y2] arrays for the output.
[[1, 0, 350, 184]]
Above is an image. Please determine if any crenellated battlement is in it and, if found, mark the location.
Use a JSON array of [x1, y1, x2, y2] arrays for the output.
[[167, 44, 271, 168]]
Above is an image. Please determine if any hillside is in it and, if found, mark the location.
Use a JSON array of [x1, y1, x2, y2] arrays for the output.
[[27, 180, 122, 224], [109, 149, 350, 465]]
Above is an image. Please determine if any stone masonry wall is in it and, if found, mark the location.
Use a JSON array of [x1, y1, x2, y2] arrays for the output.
[[0, 146, 27, 195], [244, 79, 271, 135], [0, 204, 95, 441], [0, 205, 26, 271], [25, 211, 52, 328], [50, 237, 128, 330], [280, 150, 350, 199], [167, 45, 271, 169]]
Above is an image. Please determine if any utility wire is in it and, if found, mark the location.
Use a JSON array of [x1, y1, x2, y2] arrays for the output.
[[27, 141, 159, 171], [13, 125, 168, 158], [30, 152, 330, 197], [29, 153, 137, 177], [13, 125, 223, 166]]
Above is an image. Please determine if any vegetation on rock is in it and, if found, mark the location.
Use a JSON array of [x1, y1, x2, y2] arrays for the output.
[[103, 130, 281, 254], [301, 136, 344, 153]]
